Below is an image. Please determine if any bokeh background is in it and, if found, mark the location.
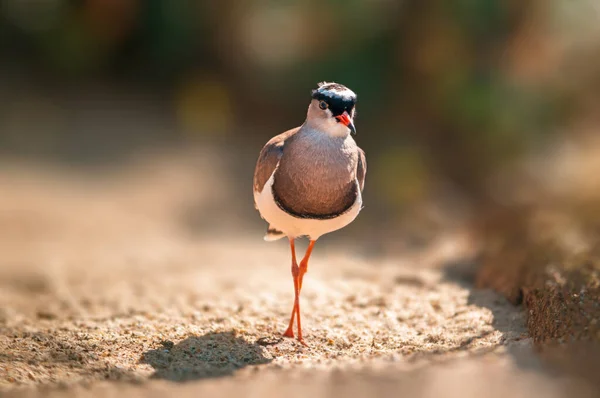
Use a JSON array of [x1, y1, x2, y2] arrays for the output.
[[2, 0, 600, 248], [2, 1, 600, 393]]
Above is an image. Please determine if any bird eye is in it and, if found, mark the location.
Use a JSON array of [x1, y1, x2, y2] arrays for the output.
[[319, 101, 328, 110]]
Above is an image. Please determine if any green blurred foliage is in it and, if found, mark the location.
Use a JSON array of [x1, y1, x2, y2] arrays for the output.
[[0, 0, 594, 219]]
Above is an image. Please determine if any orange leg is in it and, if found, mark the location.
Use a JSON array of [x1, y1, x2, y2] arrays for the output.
[[283, 238, 300, 340], [298, 240, 316, 292], [283, 239, 316, 345]]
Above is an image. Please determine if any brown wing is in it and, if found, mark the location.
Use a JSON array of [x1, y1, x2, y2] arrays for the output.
[[356, 147, 367, 192], [253, 127, 300, 194]]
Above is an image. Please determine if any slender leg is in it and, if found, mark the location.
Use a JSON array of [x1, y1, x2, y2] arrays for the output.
[[298, 240, 316, 292], [283, 239, 315, 345], [283, 238, 299, 339]]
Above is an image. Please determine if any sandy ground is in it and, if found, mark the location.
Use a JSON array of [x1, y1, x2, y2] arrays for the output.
[[0, 151, 596, 397]]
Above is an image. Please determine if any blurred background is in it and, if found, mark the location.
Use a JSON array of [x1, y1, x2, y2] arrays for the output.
[[1, 0, 600, 251], [2, 1, 600, 393]]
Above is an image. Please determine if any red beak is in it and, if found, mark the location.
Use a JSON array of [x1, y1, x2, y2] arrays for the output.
[[335, 111, 356, 135]]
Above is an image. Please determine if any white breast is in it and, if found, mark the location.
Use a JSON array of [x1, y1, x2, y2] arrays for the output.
[[254, 172, 362, 240]]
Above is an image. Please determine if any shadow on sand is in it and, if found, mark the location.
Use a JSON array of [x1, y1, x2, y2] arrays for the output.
[[140, 331, 272, 382], [441, 258, 549, 370]]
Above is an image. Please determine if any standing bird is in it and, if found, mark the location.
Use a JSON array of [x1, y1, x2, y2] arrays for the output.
[[253, 82, 366, 344]]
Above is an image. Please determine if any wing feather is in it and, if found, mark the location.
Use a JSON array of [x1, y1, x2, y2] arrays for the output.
[[356, 147, 367, 192], [253, 127, 300, 195]]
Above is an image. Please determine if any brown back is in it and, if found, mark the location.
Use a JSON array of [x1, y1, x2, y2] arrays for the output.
[[253, 127, 300, 194]]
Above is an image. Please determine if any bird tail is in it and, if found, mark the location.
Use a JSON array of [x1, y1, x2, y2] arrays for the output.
[[264, 226, 285, 242]]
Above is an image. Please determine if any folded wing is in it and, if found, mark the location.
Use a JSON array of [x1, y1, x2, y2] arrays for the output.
[[356, 147, 367, 192]]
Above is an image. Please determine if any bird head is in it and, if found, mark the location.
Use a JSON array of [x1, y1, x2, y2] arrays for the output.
[[306, 82, 357, 137]]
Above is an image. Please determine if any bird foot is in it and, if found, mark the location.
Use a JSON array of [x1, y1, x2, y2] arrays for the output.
[[283, 327, 294, 338], [283, 329, 308, 347]]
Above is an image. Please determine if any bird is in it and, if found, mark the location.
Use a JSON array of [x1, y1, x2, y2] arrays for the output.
[[253, 81, 366, 345]]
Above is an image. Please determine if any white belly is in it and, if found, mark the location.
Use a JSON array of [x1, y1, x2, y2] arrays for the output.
[[254, 172, 362, 240]]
